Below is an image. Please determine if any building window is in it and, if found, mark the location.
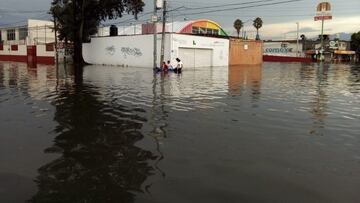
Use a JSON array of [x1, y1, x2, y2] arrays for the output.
[[46, 44, 54, 52], [7, 29, 15, 41], [205, 28, 219, 35], [19, 28, 28, 40], [11, 45, 18, 51], [192, 26, 200, 34], [0, 30, 2, 42], [0, 44, 3, 50]]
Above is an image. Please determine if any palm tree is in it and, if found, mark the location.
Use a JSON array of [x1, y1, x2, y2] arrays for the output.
[[253, 17, 263, 40], [233, 19, 243, 38]]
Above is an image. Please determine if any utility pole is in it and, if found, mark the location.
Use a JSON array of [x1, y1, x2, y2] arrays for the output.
[[153, 0, 158, 68], [320, 18, 324, 61], [296, 22, 299, 57], [159, 0, 167, 67], [45, 25, 47, 44], [54, 14, 59, 65]]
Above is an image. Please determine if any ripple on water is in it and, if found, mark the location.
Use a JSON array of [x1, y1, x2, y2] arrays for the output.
[[1, 62, 360, 203]]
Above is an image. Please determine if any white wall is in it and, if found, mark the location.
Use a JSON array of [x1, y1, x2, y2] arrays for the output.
[[37, 45, 55, 57], [97, 25, 143, 37], [27, 19, 55, 45], [83, 33, 229, 68], [83, 34, 170, 67], [0, 44, 54, 58], [170, 34, 229, 67], [0, 19, 54, 45], [263, 42, 303, 57], [0, 45, 27, 56]]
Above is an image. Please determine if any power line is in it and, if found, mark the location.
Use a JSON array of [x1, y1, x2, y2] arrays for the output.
[[179, 0, 283, 11], [0, 9, 47, 14], [102, 11, 154, 26], [102, 0, 303, 27], [0, 13, 51, 27], [174, 0, 304, 16], [102, 5, 185, 27]]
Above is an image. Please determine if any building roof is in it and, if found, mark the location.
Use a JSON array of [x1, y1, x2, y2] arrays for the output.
[[170, 19, 228, 36], [98, 19, 228, 37], [0, 19, 53, 29]]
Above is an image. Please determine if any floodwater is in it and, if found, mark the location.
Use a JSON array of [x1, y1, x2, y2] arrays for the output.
[[0, 61, 360, 203]]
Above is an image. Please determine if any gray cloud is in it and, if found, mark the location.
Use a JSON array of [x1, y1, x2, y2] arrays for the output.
[[0, 0, 359, 37]]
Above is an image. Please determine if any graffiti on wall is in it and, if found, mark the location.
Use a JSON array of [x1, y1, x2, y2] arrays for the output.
[[121, 47, 142, 58], [105, 46, 116, 56]]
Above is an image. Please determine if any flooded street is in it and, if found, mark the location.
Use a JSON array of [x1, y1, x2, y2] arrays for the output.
[[0, 61, 360, 202]]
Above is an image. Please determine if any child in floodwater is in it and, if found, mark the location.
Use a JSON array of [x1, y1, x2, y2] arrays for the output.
[[162, 61, 169, 72], [167, 60, 174, 71]]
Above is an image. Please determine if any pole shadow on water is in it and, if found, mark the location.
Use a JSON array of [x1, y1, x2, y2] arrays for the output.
[[149, 72, 169, 178], [309, 62, 330, 136], [29, 72, 158, 203]]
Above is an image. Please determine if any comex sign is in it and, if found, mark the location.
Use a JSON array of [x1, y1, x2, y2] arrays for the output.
[[265, 43, 293, 53]]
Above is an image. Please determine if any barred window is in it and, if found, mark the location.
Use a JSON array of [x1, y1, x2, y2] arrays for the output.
[[7, 29, 15, 41], [19, 28, 28, 40]]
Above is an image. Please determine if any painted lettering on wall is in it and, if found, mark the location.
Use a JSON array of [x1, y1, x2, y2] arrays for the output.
[[265, 48, 293, 53], [105, 46, 116, 56], [120, 47, 142, 58], [265, 43, 293, 53]]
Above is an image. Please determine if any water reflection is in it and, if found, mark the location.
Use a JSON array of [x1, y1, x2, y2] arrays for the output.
[[228, 65, 262, 105], [0, 61, 360, 203], [349, 66, 360, 93], [309, 63, 329, 136], [30, 74, 157, 202]]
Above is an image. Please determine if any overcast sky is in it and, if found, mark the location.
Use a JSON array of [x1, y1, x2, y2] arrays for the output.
[[0, 0, 359, 39]]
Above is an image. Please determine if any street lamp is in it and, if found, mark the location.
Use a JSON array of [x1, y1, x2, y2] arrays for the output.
[[296, 22, 299, 57]]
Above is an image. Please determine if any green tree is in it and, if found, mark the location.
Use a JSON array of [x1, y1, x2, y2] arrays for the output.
[[351, 31, 360, 59], [253, 17, 263, 40], [233, 19, 243, 38], [50, 0, 145, 65]]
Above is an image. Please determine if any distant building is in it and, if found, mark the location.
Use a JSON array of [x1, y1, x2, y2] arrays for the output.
[[85, 19, 263, 67], [262, 40, 312, 62], [0, 19, 57, 65], [84, 19, 231, 68], [96, 19, 229, 38], [263, 40, 304, 57], [263, 36, 356, 63], [0, 19, 55, 45], [306, 35, 356, 62]]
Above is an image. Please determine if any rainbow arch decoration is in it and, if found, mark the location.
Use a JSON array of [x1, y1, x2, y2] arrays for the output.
[[177, 19, 228, 37]]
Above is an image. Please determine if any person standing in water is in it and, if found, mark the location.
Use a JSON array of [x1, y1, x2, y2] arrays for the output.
[[175, 58, 183, 73], [167, 60, 174, 71], [162, 61, 169, 72]]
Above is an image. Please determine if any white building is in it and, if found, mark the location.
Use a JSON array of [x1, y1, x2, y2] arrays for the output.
[[0, 19, 55, 45], [83, 19, 230, 68], [0, 19, 56, 64]]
